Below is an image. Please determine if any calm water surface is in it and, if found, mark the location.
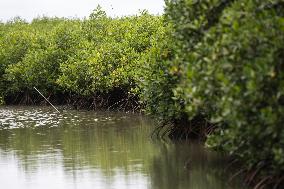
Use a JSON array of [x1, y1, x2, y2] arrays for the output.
[[0, 106, 246, 189]]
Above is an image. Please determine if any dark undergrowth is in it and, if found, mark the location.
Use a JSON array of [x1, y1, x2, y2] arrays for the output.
[[151, 114, 216, 142], [4, 88, 141, 112]]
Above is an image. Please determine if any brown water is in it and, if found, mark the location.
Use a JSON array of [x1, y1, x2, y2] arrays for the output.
[[0, 106, 247, 189]]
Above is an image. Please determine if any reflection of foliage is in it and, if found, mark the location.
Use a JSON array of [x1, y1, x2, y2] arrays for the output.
[[0, 111, 157, 176], [0, 107, 245, 188], [149, 142, 245, 189]]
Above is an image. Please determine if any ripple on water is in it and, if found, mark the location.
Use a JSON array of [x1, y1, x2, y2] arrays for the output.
[[0, 106, 132, 130], [0, 106, 64, 129]]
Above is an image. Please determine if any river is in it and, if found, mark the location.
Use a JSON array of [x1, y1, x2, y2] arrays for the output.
[[0, 106, 247, 189]]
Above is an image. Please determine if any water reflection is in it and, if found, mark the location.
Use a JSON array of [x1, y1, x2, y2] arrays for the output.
[[0, 106, 246, 189]]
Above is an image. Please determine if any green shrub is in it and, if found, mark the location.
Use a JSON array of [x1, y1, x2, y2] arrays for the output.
[[137, 23, 181, 121], [158, 0, 284, 185], [0, 8, 165, 106], [204, 0, 284, 179], [57, 8, 165, 98], [2, 19, 82, 98]]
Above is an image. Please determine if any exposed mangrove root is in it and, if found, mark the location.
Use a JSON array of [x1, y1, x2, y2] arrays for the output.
[[245, 162, 266, 185], [227, 161, 284, 189], [224, 158, 240, 172], [229, 168, 246, 183], [151, 114, 217, 141], [254, 176, 272, 189], [274, 176, 284, 189], [150, 122, 167, 140], [18, 91, 34, 105]]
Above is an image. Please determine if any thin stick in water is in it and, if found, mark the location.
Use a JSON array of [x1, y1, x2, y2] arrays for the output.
[[33, 87, 60, 113]]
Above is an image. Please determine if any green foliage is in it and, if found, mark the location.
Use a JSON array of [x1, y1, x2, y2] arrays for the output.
[[137, 26, 181, 120], [0, 8, 165, 103], [146, 0, 284, 184], [203, 0, 284, 177], [0, 19, 33, 94], [57, 9, 165, 96], [1, 19, 81, 96]]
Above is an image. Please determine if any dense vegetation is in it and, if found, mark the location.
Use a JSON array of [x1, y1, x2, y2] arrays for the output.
[[142, 0, 284, 188], [0, 7, 165, 109], [0, 1, 284, 188]]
